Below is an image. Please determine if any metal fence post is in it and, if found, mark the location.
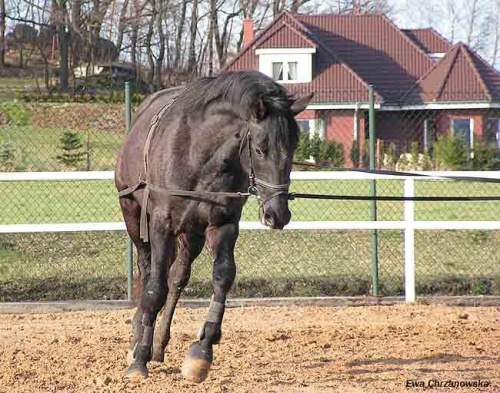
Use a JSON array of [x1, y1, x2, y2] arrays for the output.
[[369, 85, 379, 296], [125, 82, 134, 302]]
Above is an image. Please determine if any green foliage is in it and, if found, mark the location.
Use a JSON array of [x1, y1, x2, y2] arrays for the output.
[[319, 139, 345, 167], [294, 132, 345, 167], [471, 140, 500, 170], [294, 133, 311, 162], [350, 140, 360, 168], [56, 131, 86, 167], [410, 142, 419, 167], [16, 90, 147, 104], [309, 132, 322, 162], [432, 135, 470, 170], [0, 140, 16, 171], [361, 144, 370, 168], [0, 103, 31, 126]]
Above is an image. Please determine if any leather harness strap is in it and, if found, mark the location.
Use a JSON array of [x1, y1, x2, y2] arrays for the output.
[[118, 95, 290, 243]]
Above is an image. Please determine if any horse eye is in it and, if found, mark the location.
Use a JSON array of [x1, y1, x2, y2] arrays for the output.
[[255, 148, 264, 158]]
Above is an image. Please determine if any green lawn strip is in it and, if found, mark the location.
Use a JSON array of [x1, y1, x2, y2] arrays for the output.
[[0, 126, 123, 171], [1, 230, 499, 301], [2, 179, 500, 224]]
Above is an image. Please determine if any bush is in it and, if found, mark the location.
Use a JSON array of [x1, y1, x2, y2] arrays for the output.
[[56, 131, 86, 167], [350, 140, 360, 168], [432, 135, 470, 170], [361, 144, 370, 168], [293, 132, 345, 168], [0, 103, 31, 126], [471, 140, 500, 170], [0, 140, 16, 171], [381, 142, 397, 169], [294, 133, 310, 162]]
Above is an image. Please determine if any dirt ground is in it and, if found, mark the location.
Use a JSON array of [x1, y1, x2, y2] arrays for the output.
[[0, 305, 499, 393]]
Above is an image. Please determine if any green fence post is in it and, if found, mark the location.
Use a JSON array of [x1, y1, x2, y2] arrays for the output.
[[369, 85, 380, 296], [125, 82, 134, 302]]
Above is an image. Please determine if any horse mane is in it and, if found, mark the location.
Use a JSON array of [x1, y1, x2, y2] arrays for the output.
[[177, 71, 298, 151]]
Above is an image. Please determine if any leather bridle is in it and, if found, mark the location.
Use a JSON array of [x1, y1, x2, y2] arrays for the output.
[[118, 96, 292, 242]]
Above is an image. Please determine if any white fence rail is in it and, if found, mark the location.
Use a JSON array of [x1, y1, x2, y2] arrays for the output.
[[2, 171, 500, 303]]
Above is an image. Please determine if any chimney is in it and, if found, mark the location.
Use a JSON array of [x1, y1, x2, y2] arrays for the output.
[[243, 19, 255, 47]]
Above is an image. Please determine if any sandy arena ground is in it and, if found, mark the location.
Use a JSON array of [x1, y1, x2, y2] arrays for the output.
[[0, 304, 499, 393]]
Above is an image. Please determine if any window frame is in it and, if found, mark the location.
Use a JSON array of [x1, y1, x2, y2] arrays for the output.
[[485, 118, 500, 148], [451, 118, 474, 149], [271, 61, 299, 82]]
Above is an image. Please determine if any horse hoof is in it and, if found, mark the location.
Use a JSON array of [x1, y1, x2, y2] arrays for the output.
[[181, 343, 213, 383], [124, 363, 148, 380], [151, 349, 165, 363]]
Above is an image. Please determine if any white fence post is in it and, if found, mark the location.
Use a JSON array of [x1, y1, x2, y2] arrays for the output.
[[404, 178, 416, 303]]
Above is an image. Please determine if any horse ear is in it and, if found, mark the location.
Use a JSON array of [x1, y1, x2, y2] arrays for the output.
[[252, 98, 267, 120], [290, 92, 314, 116]]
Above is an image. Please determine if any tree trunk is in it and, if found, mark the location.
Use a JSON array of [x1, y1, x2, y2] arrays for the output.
[[466, 0, 478, 46], [208, 0, 215, 76], [155, 0, 165, 89], [59, 24, 69, 89], [146, 0, 157, 91], [72, 0, 82, 69], [187, 0, 198, 75], [116, 0, 129, 55], [0, 0, 5, 67], [173, 0, 187, 69]]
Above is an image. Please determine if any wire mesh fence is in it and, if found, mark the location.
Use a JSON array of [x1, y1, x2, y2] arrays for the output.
[[1, 86, 500, 301]]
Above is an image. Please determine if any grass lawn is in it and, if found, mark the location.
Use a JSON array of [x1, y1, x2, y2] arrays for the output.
[[1, 123, 500, 300], [1, 229, 499, 301], [1, 178, 500, 224]]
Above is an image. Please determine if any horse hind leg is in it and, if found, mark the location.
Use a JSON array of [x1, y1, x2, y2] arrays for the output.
[[152, 232, 206, 362]]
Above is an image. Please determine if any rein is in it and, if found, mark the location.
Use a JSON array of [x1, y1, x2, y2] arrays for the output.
[[118, 97, 290, 242]]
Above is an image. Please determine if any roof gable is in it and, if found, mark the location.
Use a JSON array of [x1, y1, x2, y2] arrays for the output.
[[256, 22, 316, 49], [402, 28, 452, 54], [405, 43, 500, 103], [293, 13, 434, 102]]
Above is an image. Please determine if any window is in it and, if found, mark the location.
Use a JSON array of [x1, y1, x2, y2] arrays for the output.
[[424, 119, 437, 153], [288, 62, 298, 81], [452, 118, 473, 148], [296, 119, 311, 135], [272, 62, 283, 81], [271, 61, 298, 82], [485, 118, 500, 148]]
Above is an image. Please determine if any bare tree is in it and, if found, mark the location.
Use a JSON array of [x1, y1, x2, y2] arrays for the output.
[[0, 0, 5, 67], [187, 0, 198, 74]]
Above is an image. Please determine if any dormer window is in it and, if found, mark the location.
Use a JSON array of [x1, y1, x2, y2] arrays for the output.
[[257, 48, 315, 84], [272, 61, 298, 82]]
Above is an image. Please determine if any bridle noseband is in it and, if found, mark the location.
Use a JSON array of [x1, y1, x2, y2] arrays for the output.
[[242, 128, 291, 210]]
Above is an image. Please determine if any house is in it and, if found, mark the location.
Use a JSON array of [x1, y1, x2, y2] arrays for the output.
[[225, 12, 500, 166]]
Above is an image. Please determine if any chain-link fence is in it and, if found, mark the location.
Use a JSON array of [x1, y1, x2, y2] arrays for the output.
[[1, 86, 500, 301]]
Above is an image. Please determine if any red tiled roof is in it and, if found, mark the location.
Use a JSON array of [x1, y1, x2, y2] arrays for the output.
[[405, 43, 500, 102], [226, 12, 500, 105], [225, 12, 378, 104], [256, 22, 316, 49], [402, 28, 452, 54]]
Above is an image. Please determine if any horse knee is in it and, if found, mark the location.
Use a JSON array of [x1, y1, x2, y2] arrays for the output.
[[141, 282, 167, 313]]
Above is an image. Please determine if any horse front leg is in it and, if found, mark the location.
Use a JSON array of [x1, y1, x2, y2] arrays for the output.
[[124, 213, 175, 380], [152, 232, 206, 362], [182, 223, 238, 383]]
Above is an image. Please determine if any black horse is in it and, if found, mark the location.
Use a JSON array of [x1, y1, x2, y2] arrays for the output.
[[115, 71, 313, 382]]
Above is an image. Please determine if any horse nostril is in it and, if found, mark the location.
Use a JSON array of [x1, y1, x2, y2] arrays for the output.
[[264, 213, 272, 223]]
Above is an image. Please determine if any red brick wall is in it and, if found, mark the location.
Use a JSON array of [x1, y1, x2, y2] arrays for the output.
[[322, 109, 356, 166]]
